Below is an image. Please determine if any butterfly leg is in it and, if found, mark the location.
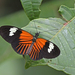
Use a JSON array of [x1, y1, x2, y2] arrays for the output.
[[23, 55, 25, 58]]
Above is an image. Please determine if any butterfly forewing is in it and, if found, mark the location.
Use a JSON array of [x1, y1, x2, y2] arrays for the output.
[[0, 26, 21, 43], [0, 26, 33, 55]]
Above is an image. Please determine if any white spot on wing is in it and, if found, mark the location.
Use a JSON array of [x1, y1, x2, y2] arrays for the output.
[[48, 43, 54, 53], [9, 27, 18, 36]]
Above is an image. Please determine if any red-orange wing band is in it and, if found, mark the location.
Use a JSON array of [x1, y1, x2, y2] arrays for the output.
[[11, 30, 33, 55], [29, 38, 47, 60]]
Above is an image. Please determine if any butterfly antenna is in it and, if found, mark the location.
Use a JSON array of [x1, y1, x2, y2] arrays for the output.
[[23, 55, 25, 58]]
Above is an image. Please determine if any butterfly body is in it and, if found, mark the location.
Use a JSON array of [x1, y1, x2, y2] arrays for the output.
[[0, 26, 60, 60]]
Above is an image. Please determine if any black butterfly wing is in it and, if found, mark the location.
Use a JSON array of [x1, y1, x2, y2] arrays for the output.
[[29, 38, 60, 60], [0, 26, 33, 55]]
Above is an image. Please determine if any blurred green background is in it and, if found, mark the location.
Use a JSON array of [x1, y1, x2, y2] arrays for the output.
[[0, 0, 74, 75]]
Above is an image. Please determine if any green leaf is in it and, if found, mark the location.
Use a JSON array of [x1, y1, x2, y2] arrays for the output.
[[25, 55, 46, 69], [20, 0, 42, 20], [22, 17, 75, 75], [59, 5, 75, 21]]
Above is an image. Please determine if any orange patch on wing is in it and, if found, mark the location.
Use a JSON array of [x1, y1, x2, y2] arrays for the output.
[[37, 38, 47, 46], [29, 49, 34, 58], [17, 44, 23, 52], [19, 41, 32, 44], [33, 45, 39, 59], [22, 44, 26, 54], [32, 54, 35, 59], [25, 44, 32, 54], [20, 30, 33, 37], [19, 36, 33, 41], [16, 43, 21, 49], [20, 44, 25, 54], [19, 30, 33, 44], [29, 38, 47, 60], [32, 46, 36, 59]]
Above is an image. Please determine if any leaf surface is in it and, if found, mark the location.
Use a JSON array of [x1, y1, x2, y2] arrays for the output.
[[22, 17, 75, 75], [59, 5, 75, 21], [20, 0, 42, 20]]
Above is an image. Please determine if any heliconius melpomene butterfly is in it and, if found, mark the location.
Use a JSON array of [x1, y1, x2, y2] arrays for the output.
[[0, 26, 60, 60]]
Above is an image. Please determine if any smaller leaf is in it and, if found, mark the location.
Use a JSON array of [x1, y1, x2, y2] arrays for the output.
[[59, 5, 75, 21], [25, 55, 46, 69], [20, 0, 42, 20]]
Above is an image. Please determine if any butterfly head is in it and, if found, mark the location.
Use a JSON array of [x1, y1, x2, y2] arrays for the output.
[[35, 32, 40, 38]]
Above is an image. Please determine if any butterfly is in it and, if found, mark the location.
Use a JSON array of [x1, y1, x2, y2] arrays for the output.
[[0, 26, 60, 60]]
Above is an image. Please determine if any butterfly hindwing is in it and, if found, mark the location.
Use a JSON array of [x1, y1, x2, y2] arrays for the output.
[[29, 38, 60, 60], [0, 26, 33, 55], [29, 38, 47, 60]]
